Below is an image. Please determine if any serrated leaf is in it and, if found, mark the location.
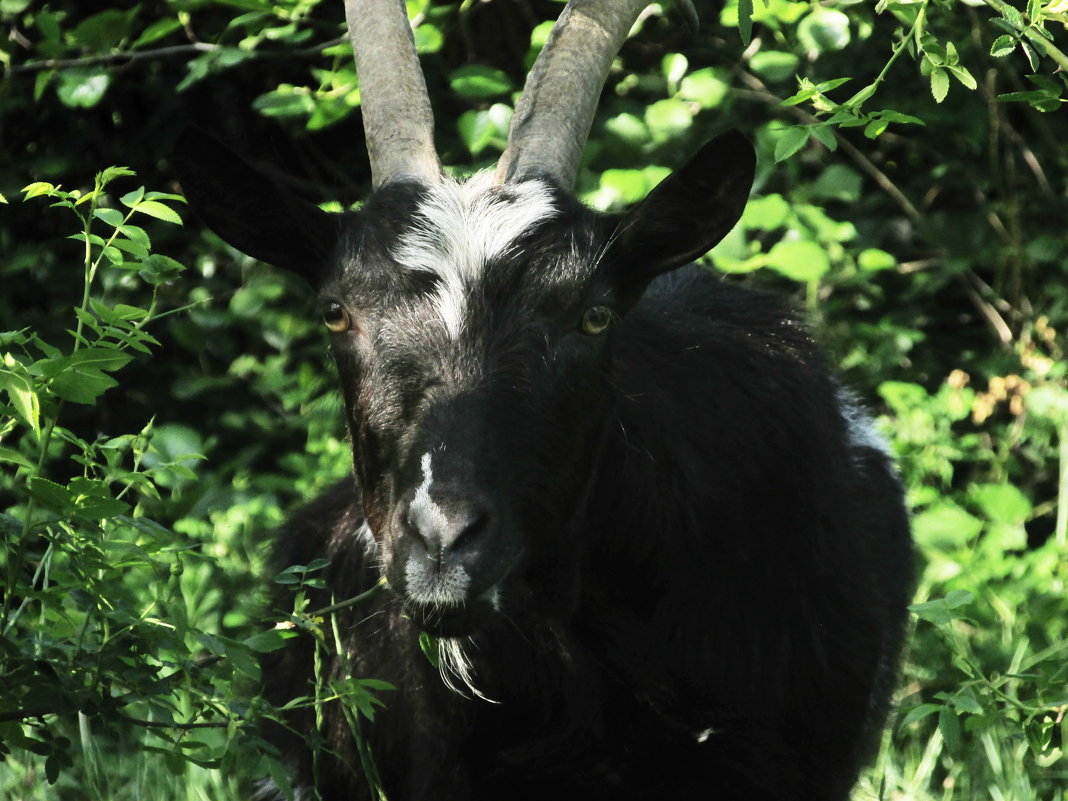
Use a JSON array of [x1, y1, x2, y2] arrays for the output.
[[737, 0, 753, 45], [774, 126, 810, 162], [948, 65, 977, 90], [131, 200, 183, 225], [22, 182, 57, 199], [930, 69, 950, 103], [809, 125, 837, 151], [990, 34, 1016, 58], [93, 207, 126, 227], [0, 446, 34, 469], [0, 367, 41, 435], [28, 477, 73, 510]]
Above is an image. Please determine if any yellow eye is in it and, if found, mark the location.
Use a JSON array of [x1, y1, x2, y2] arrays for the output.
[[580, 305, 613, 336], [323, 302, 351, 333]]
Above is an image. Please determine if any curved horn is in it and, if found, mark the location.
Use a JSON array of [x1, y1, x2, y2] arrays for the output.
[[495, 0, 652, 188], [344, 0, 441, 188]]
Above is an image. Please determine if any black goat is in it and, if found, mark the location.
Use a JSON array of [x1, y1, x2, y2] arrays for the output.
[[175, 1, 913, 799]]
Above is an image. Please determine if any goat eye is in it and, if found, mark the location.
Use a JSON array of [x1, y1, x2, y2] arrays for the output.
[[580, 305, 613, 336], [323, 302, 351, 333]]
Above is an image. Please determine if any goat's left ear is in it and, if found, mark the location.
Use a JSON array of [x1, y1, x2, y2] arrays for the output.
[[174, 127, 339, 284], [609, 131, 755, 288]]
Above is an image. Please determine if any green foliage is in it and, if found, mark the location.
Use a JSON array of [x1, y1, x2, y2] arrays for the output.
[[1, 0, 1067, 798]]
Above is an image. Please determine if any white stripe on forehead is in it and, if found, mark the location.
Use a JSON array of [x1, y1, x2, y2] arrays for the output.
[[391, 172, 558, 338]]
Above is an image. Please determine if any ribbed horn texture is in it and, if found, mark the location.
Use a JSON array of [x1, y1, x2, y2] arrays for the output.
[[495, 0, 652, 188], [345, 0, 442, 188]]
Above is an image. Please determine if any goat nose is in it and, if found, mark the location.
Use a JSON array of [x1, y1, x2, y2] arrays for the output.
[[407, 497, 490, 560]]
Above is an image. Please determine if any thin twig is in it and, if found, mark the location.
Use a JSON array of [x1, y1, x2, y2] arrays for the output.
[[7, 36, 348, 75], [733, 73, 922, 221], [308, 579, 387, 618]]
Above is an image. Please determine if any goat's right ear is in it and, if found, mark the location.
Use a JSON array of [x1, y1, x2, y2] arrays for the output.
[[174, 128, 338, 283], [607, 131, 755, 294]]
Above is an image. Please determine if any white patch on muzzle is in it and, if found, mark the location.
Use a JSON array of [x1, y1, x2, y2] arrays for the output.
[[404, 452, 471, 605]]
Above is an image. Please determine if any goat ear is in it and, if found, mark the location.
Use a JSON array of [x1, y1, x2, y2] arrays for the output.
[[174, 127, 338, 283], [610, 131, 755, 287]]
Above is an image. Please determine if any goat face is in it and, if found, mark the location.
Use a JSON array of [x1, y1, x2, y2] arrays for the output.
[[326, 177, 620, 633], [175, 129, 755, 635]]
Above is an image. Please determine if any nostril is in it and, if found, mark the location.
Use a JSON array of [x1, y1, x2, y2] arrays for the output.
[[447, 508, 490, 555], [406, 496, 491, 559]]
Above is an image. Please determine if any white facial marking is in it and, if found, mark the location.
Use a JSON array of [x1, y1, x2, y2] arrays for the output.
[[410, 452, 450, 539], [391, 173, 558, 338], [404, 451, 471, 606]]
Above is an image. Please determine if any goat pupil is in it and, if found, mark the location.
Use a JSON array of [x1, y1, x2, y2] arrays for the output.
[[323, 303, 350, 332], [581, 305, 612, 335]]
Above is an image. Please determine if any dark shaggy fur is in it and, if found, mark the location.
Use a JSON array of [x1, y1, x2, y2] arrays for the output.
[[176, 128, 913, 801]]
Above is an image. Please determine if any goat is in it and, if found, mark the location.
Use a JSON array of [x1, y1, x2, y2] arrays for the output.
[[175, 1, 913, 799]]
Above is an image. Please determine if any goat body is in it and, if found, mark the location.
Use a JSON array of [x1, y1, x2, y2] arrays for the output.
[[175, 5, 912, 794], [257, 262, 912, 801]]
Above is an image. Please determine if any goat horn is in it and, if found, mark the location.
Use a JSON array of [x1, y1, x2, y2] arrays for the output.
[[344, 0, 442, 188], [495, 0, 653, 188]]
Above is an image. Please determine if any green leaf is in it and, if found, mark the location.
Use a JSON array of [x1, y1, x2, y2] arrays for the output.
[[56, 68, 110, 109], [70, 9, 134, 50], [798, 8, 851, 53], [662, 53, 688, 92], [947, 65, 977, 90], [132, 17, 183, 49], [28, 477, 73, 511], [22, 182, 57, 199], [773, 126, 809, 162], [131, 200, 183, 225], [139, 254, 186, 285], [970, 483, 1032, 524], [901, 703, 942, 726], [35, 347, 134, 405], [750, 51, 800, 83], [930, 68, 950, 103], [0, 446, 33, 469], [604, 113, 649, 147], [448, 65, 513, 100], [93, 208, 126, 227], [457, 110, 496, 156], [252, 85, 315, 118], [810, 165, 862, 203], [677, 68, 728, 109], [939, 706, 962, 750], [858, 248, 896, 271], [990, 34, 1016, 58], [737, 0, 753, 46], [913, 502, 983, 551], [644, 98, 692, 141], [909, 590, 974, 625], [0, 365, 40, 435], [414, 24, 443, 55], [742, 194, 791, 231], [764, 239, 830, 282], [243, 631, 288, 653]]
